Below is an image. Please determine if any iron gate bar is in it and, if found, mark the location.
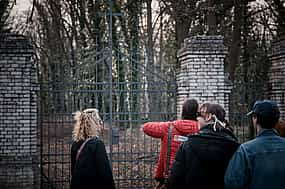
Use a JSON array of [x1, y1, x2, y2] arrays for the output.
[[38, 0, 177, 188]]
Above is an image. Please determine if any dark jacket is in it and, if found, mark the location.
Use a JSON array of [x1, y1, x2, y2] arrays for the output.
[[71, 138, 115, 189], [224, 129, 285, 189], [168, 124, 240, 189]]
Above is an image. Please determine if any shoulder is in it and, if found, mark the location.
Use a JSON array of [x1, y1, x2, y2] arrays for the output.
[[278, 136, 285, 146], [271, 134, 285, 143], [87, 137, 104, 145], [71, 140, 84, 150], [181, 134, 203, 149], [88, 138, 107, 148], [234, 142, 253, 158], [187, 130, 214, 142], [173, 120, 198, 126], [142, 121, 171, 135], [241, 136, 265, 152], [280, 136, 285, 141], [187, 133, 206, 142], [243, 134, 285, 149], [143, 121, 170, 127], [186, 131, 240, 150], [83, 138, 106, 153]]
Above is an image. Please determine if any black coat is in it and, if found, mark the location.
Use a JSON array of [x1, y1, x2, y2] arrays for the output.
[[168, 124, 240, 189], [71, 138, 115, 189]]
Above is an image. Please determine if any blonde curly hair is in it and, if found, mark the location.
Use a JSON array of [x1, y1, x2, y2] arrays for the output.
[[72, 108, 103, 141]]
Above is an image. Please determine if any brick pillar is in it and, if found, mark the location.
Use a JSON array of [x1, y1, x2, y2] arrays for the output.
[[0, 34, 38, 189], [269, 35, 285, 119], [177, 36, 230, 118]]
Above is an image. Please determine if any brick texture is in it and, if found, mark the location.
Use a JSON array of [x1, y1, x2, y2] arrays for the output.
[[269, 35, 285, 119], [177, 36, 231, 118], [0, 34, 38, 189]]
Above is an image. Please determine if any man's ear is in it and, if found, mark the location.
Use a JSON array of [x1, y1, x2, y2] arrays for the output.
[[252, 116, 258, 126]]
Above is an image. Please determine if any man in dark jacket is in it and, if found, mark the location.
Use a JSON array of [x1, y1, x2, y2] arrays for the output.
[[224, 100, 285, 189], [168, 103, 240, 189]]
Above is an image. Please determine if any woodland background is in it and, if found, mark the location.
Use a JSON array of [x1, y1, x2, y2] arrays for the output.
[[1, 0, 284, 85]]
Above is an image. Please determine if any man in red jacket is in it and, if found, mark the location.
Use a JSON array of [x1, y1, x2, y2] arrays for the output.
[[142, 99, 199, 188]]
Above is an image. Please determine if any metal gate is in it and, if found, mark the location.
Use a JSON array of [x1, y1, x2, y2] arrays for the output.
[[38, 3, 176, 189]]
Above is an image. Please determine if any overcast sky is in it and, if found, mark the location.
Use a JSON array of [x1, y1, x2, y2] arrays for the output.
[[11, 0, 31, 16]]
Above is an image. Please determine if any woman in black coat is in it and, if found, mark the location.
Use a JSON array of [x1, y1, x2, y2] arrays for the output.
[[71, 108, 115, 189]]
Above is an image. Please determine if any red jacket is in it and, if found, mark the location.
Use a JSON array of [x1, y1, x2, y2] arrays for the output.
[[142, 120, 199, 180]]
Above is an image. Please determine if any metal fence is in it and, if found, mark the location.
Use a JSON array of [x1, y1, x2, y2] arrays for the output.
[[38, 36, 177, 188], [36, 2, 284, 188], [229, 76, 269, 143], [37, 43, 284, 189]]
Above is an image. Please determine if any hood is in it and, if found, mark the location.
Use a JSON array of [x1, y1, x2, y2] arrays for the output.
[[173, 120, 198, 135]]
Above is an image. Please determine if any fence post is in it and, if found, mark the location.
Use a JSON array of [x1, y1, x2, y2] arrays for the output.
[[0, 34, 38, 189], [176, 36, 230, 118]]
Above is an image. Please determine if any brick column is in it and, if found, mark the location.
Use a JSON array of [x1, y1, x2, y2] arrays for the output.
[[0, 34, 38, 189], [269, 35, 285, 119], [177, 36, 230, 118]]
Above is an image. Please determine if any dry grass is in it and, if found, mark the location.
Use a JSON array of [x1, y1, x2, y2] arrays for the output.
[[39, 117, 160, 189], [39, 115, 251, 189]]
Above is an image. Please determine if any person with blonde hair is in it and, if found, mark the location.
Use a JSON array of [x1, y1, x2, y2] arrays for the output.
[[71, 108, 115, 189]]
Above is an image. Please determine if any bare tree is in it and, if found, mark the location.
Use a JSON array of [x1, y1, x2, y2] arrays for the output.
[[0, 0, 15, 32]]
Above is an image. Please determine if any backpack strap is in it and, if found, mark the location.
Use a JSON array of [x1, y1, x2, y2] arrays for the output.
[[76, 137, 93, 161], [164, 123, 174, 178]]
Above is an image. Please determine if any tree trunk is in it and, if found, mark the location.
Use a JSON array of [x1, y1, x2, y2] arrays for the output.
[[147, 0, 154, 73], [273, 0, 285, 34], [158, 1, 163, 72], [175, 18, 191, 50], [226, 2, 243, 81], [207, 0, 217, 35]]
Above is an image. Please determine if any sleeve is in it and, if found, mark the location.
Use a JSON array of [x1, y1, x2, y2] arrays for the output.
[[94, 140, 116, 189], [142, 122, 170, 138], [224, 145, 250, 189], [168, 143, 186, 189]]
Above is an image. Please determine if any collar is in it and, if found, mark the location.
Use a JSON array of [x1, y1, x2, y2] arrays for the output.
[[257, 128, 279, 137], [199, 124, 238, 142]]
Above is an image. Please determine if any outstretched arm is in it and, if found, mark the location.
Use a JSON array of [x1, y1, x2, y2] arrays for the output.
[[142, 122, 170, 138]]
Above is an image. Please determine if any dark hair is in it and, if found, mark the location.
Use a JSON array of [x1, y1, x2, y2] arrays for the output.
[[224, 120, 234, 132], [253, 113, 280, 129], [206, 104, 226, 122], [182, 99, 198, 120], [200, 103, 211, 112]]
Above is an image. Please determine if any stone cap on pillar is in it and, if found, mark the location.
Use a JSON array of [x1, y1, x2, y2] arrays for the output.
[[0, 33, 34, 55], [178, 35, 228, 58]]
